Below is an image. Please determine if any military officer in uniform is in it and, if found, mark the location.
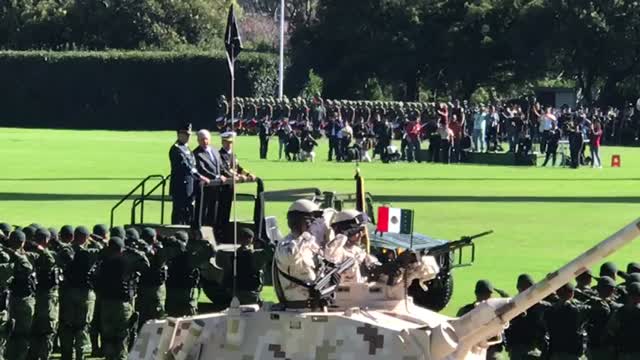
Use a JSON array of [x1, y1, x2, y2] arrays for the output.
[[544, 283, 590, 360], [273, 199, 323, 305], [136, 228, 170, 330], [169, 123, 209, 225], [218, 228, 274, 306], [607, 282, 640, 360], [585, 276, 620, 360], [324, 210, 378, 284], [505, 274, 551, 360], [2, 230, 37, 360], [29, 228, 73, 360], [59, 226, 102, 360], [94, 236, 149, 360], [219, 131, 256, 226]]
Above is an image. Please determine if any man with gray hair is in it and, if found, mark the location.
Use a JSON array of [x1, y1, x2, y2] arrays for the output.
[[193, 129, 226, 227]]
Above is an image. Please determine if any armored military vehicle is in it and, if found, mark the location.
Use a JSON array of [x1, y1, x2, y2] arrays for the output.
[[129, 218, 640, 360]]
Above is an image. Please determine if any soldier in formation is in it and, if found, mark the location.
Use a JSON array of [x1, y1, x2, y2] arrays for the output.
[[0, 218, 638, 360], [463, 261, 640, 360]]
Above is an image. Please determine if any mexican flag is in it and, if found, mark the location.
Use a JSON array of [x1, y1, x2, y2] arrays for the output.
[[376, 207, 413, 234]]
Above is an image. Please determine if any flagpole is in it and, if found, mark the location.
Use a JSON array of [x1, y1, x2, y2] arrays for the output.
[[231, 47, 239, 304], [278, 0, 285, 99]]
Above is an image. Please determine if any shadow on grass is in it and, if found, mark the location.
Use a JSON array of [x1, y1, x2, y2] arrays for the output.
[[0, 177, 141, 181], [1, 192, 638, 204], [265, 177, 640, 182]]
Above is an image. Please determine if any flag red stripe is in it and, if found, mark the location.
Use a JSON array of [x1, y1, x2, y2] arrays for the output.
[[377, 207, 389, 232]]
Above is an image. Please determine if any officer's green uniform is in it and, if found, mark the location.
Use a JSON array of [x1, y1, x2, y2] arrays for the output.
[[95, 239, 149, 360], [505, 301, 550, 359], [544, 299, 590, 360], [607, 283, 640, 360], [59, 237, 101, 360], [219, 242, 274, 305], [3, 245, 37, 360], [136, 234, 170, 330], [0, 249, 13, 360], [87, 238, 105, 358], [165, 236, 214, 317], [28, 239, 72, 360]]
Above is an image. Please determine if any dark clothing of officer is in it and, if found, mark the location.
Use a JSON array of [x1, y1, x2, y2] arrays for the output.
[[94, 239, 149, 360], [219, 233, 274, 306], [193, 144, 224, 228], [165, 249, 200, 317], [544, 299, 590, 358], [585, 297, 620, 359], [505, 301, 551, 359], [607, 282, 640, 360], [219, 144, 249, 227], [169, 124, 201, 225], [258, 121, 270, 159]]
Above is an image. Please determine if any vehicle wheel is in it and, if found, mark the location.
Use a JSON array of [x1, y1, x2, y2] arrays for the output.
[[408, 273, 454, 312]]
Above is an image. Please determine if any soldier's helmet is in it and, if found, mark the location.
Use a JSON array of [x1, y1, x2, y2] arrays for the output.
[[287, 199, 321, 229], [627, 262, 640, 274], [474, 279, 494, 295], [331, 210, 368, 236], [288, 199, 319, 215]]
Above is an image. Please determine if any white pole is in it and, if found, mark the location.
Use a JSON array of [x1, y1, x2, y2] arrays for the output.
[[278, 0, 285, 99]]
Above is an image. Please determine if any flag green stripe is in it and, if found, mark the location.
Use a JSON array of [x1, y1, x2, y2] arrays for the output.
[[400, 209, 413, 234]]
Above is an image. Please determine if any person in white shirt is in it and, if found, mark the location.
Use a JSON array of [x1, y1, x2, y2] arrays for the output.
[[473, 106, 488, 152], [540, 107, 557, 153]]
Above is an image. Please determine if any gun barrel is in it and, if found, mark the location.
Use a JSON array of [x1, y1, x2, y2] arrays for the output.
[[446, 219, 640, 360], [499, 219, 640, 323]]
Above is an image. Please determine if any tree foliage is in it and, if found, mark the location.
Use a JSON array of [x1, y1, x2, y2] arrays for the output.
[[0, 0, 238, 50], [289, 0, 640, 105]]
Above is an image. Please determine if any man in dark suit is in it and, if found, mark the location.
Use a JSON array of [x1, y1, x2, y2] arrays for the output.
[[193, 129, 226, 227], [258, 119, 271, 159], [169, 123, 209, 225], [219, 131, 256, 226]]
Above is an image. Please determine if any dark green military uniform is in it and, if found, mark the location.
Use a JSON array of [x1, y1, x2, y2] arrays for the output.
[[218, 229, 274, 306], [607, 282, 640, 360], [89, 225, 107, 358], [544, 290, 590, 360], [165, 243, 197, 316], [457, 280, 503, 359], [94, 237, 149, 360], [3, 231, 37, 360], [136, 228, 170, 330], [505, 274, 550, 359], [0, 249, 12, 360], [165, 233, 214, 317], [28, 229, 73, 360], [59, 227, 102, 360], [583, 277, 620, 360]]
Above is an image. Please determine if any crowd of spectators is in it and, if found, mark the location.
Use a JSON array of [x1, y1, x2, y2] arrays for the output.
[[216, 95, 639, 167]]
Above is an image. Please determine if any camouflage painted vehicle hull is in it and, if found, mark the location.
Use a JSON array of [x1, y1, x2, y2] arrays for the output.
[[130, 300, 486, 360]]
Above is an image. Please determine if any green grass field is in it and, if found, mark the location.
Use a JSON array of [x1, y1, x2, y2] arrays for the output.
[[1, 127, 639, 316]]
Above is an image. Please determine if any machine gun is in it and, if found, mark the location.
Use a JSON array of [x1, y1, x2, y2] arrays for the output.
[[424, 230, 493, 258], [313, 257, 357, 298]]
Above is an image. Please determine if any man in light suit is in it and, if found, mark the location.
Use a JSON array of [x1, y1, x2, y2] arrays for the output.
[[193, 129, 227, 227]]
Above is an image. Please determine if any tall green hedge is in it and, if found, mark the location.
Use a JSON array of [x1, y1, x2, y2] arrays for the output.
[[0, 50, 278, 130]]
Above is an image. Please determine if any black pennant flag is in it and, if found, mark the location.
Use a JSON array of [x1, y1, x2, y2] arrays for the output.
[[224, 4, 243, 71]]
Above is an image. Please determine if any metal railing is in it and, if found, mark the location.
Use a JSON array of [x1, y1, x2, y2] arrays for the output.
[[130, 176, 169, 225], [110, 174, 167, 228]]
